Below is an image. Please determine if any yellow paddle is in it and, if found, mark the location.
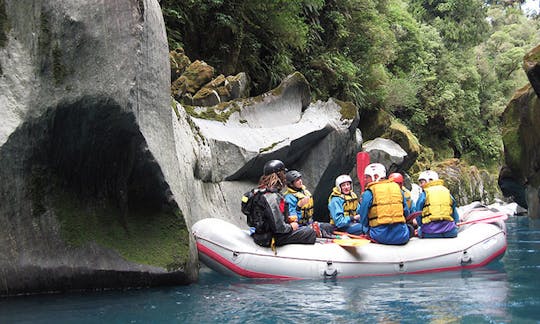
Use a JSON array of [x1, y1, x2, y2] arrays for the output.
[[333, 238, 371, 247]]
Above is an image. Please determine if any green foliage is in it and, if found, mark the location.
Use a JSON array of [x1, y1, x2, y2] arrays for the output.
[[161, 0, 539, 167], [408, 0, 490, 49]]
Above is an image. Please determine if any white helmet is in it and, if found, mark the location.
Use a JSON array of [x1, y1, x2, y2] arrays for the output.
[[418, 170, 439, 183], [335, 174, 353, 192], [364, 163, 386, 182]]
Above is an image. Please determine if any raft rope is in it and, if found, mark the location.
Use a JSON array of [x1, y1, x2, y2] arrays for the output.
[[193, 227, 505, 265]]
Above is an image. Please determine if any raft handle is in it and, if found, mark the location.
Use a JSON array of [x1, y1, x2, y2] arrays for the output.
[[461, 251, 472, 265], [323, 261, 338, 278]]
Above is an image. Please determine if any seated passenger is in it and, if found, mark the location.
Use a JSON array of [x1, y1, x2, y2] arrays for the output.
[[359, 163, 411, 245], [284, 170, 334, 238], [246, 160, 316, 247], [328, 174, 363, 235], [415, 170, 459, 238]]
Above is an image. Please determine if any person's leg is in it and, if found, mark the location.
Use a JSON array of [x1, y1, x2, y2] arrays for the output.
[[346, 223, 364, 235], [319, 222, 335, 238], [441, 227, 458, 238], [274, 227, 316, 246]]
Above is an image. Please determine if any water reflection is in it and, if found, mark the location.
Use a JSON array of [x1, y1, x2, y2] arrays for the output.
[[185, 265, 510, 323]]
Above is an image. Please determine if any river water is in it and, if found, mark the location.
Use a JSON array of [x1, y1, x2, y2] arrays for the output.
[[1, 215, 539, 323]]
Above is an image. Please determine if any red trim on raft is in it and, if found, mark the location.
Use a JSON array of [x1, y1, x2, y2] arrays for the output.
[[197, 243, 298, 279], [339, 245, 508, 279], [197, 242, 507, 279]]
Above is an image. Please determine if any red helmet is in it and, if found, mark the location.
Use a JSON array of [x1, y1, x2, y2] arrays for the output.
[[388, 173, 404, 186]]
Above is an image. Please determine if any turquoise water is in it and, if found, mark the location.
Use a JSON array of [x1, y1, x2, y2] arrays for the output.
[[1, 216, 540, 323]]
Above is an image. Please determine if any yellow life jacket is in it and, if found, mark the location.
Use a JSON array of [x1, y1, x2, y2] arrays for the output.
[[328, 187, 359, 225], [285, 185, 314, 224], [421, 179, 454, 224], [366, 180, 405, 227]]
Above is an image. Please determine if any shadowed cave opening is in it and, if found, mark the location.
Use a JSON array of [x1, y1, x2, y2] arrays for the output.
[[39, 97, 177, 218], [5, 97, 188, 263]]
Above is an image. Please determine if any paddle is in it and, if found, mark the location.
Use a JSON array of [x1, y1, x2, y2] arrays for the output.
[[356, 152, 370, 193], [333, 238, 370, 247], [457, 213, 508, 226], [333, 230, 367, 240]]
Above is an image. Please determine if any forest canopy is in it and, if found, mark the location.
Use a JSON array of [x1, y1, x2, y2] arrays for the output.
[[161, 0, 540, 168]]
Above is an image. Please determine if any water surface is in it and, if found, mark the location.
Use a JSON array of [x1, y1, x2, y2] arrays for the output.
[[1, 216, 539, 323]]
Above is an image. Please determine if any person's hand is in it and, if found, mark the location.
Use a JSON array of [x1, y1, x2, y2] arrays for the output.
[[354, 215, 360, 221], [288, 215, 298, 223], [291, 222, 299, 231], [298, 197, 310, 207]]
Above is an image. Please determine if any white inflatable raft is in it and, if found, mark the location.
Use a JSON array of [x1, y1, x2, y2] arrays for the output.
[[192, 208, 507, 279]]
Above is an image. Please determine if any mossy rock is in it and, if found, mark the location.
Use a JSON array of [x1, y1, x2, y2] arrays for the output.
[[358, 109, 392, 140], [170, 47, 191, 81], [54, 191, 190, 271], [382, 119, 421, 170], [415, 159, 501, 206], [334, 99, 358, 120]]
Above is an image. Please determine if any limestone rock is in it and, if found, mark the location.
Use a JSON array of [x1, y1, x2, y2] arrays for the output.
[[363, 138, 408, 173], [176, 74, 359, 227], [0, 0, 196, 295]]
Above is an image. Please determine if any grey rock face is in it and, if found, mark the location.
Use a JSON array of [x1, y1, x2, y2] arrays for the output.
[[0, 0, 196, 296], [174, 73, 361, 226], [363, 138, 408, 173], [0, 0, 361, 296]]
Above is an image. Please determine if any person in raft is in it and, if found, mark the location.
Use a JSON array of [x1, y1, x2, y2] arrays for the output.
[[414, 170, 459, 238], [257, 160, 316, 246], [359, 163, 411, 245], [284, 170, 334, 238], [388, 172, 413, 212], [328, 174, 363, 235]]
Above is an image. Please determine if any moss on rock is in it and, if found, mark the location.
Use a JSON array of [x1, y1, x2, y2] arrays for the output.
[[334, 99, 357, 120], [0, 0, 8, 52], [54, 191, 190, 271]]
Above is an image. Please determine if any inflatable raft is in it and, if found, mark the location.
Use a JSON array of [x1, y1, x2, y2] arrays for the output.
[[192, 208, 507, 279]]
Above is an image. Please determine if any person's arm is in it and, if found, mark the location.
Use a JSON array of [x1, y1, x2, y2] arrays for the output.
[[415, 192, 426, 225], [265, 193, 292, 234], [402, 191, 410, 217], [451, 195, 459, 223], [328, 196, 350, 228], [359, 190, 372, 232], [284, 194, 300, 221]]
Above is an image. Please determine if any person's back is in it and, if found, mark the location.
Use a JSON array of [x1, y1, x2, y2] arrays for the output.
[[414, 171, 459, 238], [246, 160, 316, 247], [359, 164, 410, 245]]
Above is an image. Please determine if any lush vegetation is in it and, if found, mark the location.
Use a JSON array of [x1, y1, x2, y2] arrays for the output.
[[161, 0, 539, 167]]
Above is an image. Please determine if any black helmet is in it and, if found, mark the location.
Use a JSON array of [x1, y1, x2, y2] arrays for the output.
[[263, 160, 286, 175], [286, 170, 302, 186]]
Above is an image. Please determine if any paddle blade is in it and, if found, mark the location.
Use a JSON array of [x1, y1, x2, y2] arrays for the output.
[[356, 152, 370, 193], [333, 238, 370, 247], [457, 213, 508, 226]]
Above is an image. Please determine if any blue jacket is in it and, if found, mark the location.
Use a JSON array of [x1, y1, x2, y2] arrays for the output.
[[328, 195, 360, 229], [284, 193, 302, 220]]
